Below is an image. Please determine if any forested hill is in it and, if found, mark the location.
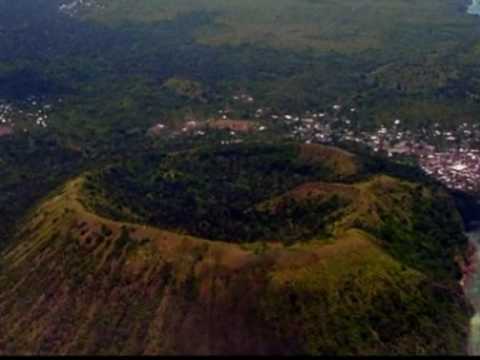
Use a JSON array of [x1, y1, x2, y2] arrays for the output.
[[0, 143, 472, 355]]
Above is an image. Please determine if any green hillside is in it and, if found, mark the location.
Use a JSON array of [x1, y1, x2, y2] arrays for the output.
[[83, 0, 475, 54], [0, 2, 478, 355], [0, 143, 472, 355], [1, 0, 480, 144]]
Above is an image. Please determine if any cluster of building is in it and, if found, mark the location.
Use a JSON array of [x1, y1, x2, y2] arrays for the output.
[[0, 97, 55, 136], [340, 121, 480, 193], [3, 86, 476, 194], [53, 0, 480, 194], [58, 0, 104, 17], [0, 103, 14, 129], [213, 95, 480, 195], [419, 149, 480, 193], [232, 94, 255, 104], [362, 122, 480, 155], [267, 105, 480, 195], [148, 116, 264, 140]]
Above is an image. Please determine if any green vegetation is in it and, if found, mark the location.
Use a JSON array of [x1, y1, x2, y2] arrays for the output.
[[81, 143, 468, 279], [83, 143, 350, 244], [0, 1, 477, 355], [261, 246, 469, 355], [163, 78, 206, 101], [0, 143, 472, 355], [0, 144, 472, 355], [376, 190, 466, 279], [84, 0, 477, 55], [2, 0, 480, 145], [0, 133, 83, 250]]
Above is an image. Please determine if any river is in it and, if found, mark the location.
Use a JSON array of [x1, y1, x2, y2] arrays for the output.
[[469, 0, 480, 15]]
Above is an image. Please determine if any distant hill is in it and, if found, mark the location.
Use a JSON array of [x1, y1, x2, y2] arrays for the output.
[[81, 0, 475, 54], [2, 0, 480, 140], [0, 143, 472, 355]]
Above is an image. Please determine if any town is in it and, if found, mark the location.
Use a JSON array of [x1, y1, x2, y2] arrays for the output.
[[0, 96, 55, 136], [1, 90, 479, 195], [58, 0, 104, 17], [159, 93, 480, 195]]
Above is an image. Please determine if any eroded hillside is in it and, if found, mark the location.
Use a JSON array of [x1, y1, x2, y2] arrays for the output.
[[0, 143, 472, 355]]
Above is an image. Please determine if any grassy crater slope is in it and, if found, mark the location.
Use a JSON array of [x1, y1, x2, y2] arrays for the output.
[[0, 143, 473, 355]]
